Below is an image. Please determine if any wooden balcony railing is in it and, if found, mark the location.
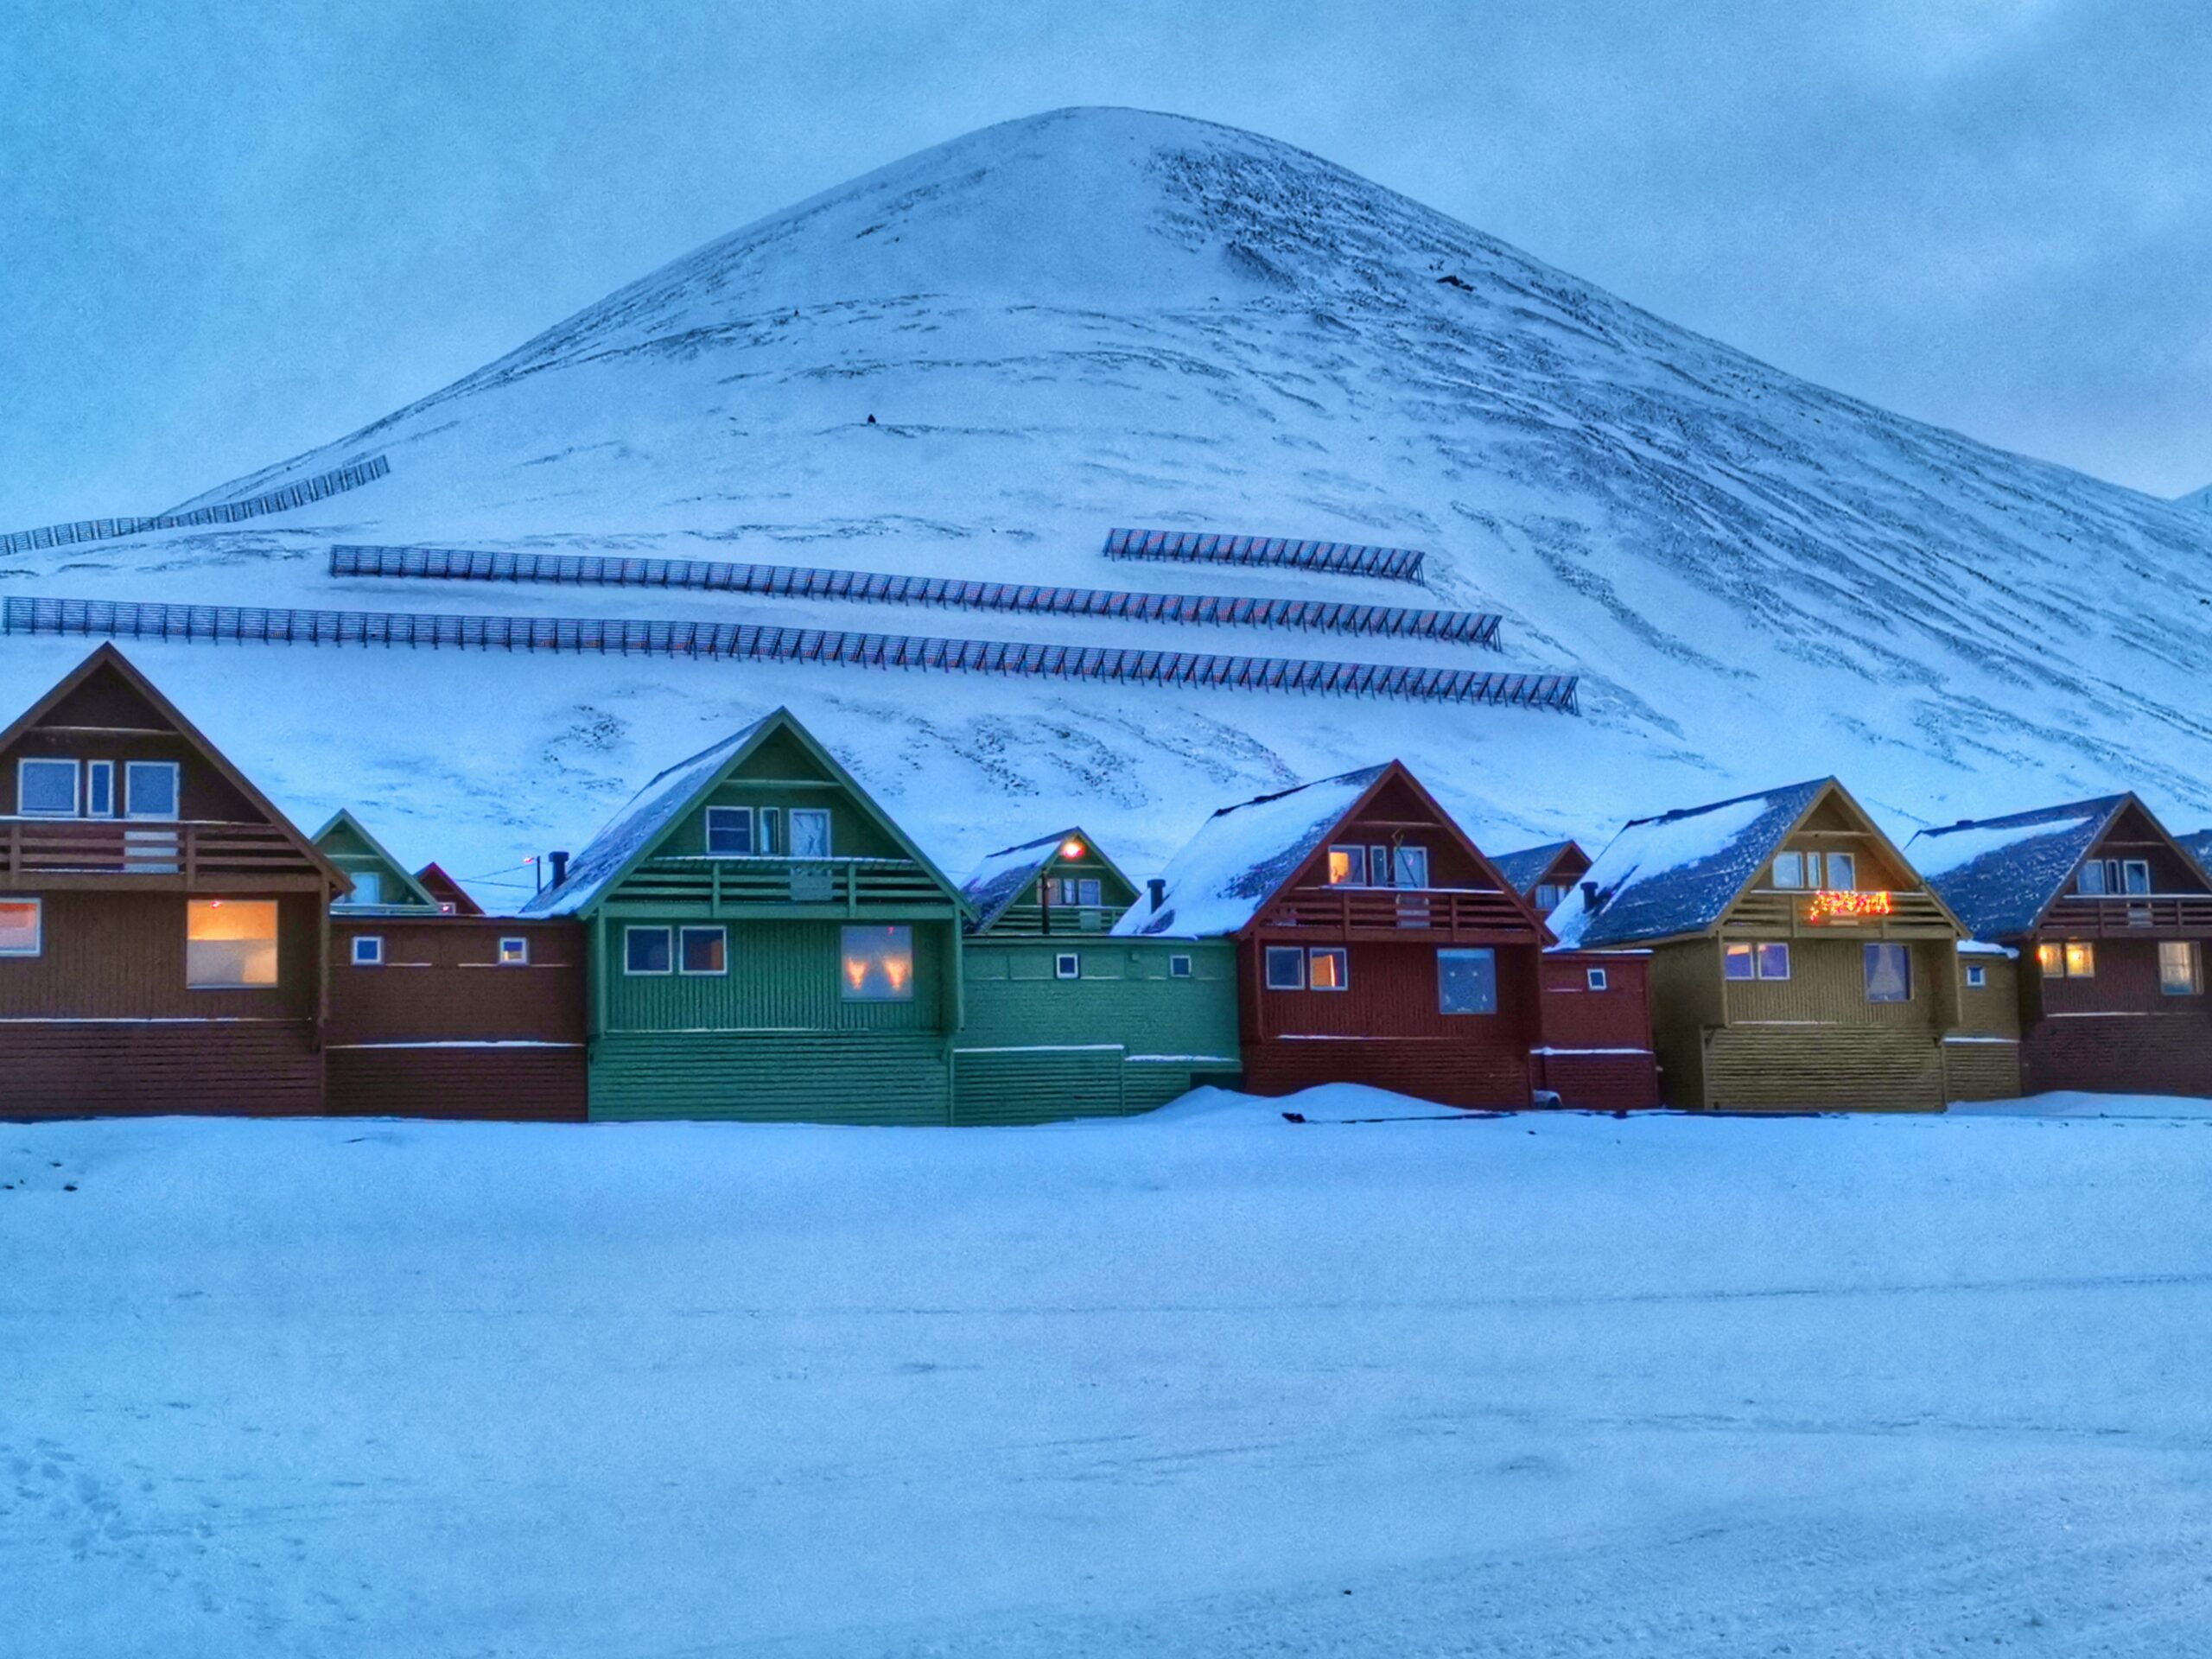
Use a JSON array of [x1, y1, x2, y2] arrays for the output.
[[1262, 885, 1537, 938], [610, 855, 954, 915], [2040, 894, 2212, 937], [1722, 888, 1958, 938], [0, 817, 315, 885], [981, 902, 1128, 936]]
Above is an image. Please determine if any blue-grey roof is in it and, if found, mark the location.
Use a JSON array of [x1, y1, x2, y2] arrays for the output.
[[1490, 840, 1578, 898], [2181, 830, 2212, 871], [1907, 797, 2130, 939], [961, 829, 1077, 931], [1548, 779, 1830, 948]]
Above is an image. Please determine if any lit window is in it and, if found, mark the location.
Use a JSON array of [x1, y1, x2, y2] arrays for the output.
[[2124, 861, 2152, 897], [1534, 883, 1564, 911], [1309, 947, 1349, 991], [1395, 846, 1429, 888], [2037, 943, 2064, 977], [2064, 941, 2095, 978], [789, 809, 831, 858], [338, 872, 385, 908], [499, 937, 530, 966], [1966, 963, 1987, 989], [1168, 953, 1192, 979], [842, 925, 913, 1001], [1438, 947, 1497, 1014], [705, 807, 753, 855], [1756, 942, 1791, 980], [1825, 852, 1856, 891], [1325, 846, 1366, 887], [187, 899, 277, 988], [1586, 966, 1609, 992], [1055, 952, 1080, 980], [1724, 943, 1756, 980], [85, 760, 115, 818], [18, 758, 78, 817], [351, 936, 384, 967], [124, 761, 179, 820], [1771, 852, 1806, 889], [1864, 943, 1911, 1003], [0, 898, 41, 957], [625, 927, 672, 975], [678, 927, 724, 976], [1264, 945, 1305, 990], [2159, 941, 2199, 995]]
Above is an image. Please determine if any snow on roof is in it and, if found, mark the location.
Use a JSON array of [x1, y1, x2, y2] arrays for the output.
[[961, 829, 1078, 930], [1547, 779, 1827, 949], [2180, 830, 2212, 871], [1490, 840, 1577, 898], [1113, 765, 1386, 939], [522, 715, 772, 917], [1907, 798, 2125, 938]]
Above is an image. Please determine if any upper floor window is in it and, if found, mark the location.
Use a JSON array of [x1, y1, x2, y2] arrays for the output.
[[1050, 877, 1104, 906], [1534, 882, 1565, 911], [0, 897, 41, 957], [1325, 845, 1366, 887], [2077, 858, 2151, 896], [86, 760, 115, 817], [1393, 846, 1429, 888], [705, 806, 753, 855], [187, 899, 278, 988], [789, 809, 831, 858], [17, 758, 78, 817], [337, 872, 384, 908], [124, 761, 179, 820], [1775, 851, 1855, 890]]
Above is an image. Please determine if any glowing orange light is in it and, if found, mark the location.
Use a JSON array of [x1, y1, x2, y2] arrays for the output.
[[1060, 839, 1086, 860], [1808, 889, 1894, 923], [843, 957, 868, 990]]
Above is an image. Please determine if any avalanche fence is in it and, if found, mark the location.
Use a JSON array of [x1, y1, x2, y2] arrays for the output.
[[1103, 527, 1427, 581], [0, 458, 391, 556]]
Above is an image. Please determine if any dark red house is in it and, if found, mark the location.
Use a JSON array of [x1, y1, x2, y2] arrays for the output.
[[1492, 837, 1656, 1107], [1116, 760, 1550, 1107], [1491, 839, 1592, 917], [0, 645, 348, 1115]]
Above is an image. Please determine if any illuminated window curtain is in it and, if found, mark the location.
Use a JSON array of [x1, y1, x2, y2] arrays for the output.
[[187, 899, 278, 987], [841, 925, 914, 1001]]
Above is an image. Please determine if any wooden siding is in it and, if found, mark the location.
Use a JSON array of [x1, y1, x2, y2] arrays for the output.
[[601, 918, 954, 1033], [1531, 1051, 1661, 1110], [327, 918, 585, 1046], [1533, 950, 1658, 1108], [1944, 1039, 2021, 1102], [1956, 953, 2023, 1038], [0, 1021, 321, 1116], [1643, 940, 1719, 1109], [0, 890, 319, 1020], [1720, 938, 1953, 1031], [1239, 1034, 1532, 1109], [2022, 1014, 2212, 1097], [2, 668, 263, 824], [588, 1032, 951, 1123], [325, 1046, 587, 1120], [1704, 1027, 1947, 1111]]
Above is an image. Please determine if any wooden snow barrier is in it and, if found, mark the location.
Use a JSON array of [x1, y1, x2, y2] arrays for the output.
[[0, 596, 1579, 711], [0, 457, 391, 556], [327, 543, 1502, 647], [1103, 527, 1427, 582]]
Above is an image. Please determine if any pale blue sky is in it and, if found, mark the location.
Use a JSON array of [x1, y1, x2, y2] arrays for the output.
[[2, 0, 2205, 527]]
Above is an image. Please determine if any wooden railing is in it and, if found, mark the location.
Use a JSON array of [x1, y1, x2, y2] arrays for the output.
[[2040, 894, 2212, 936], [1722, 888, 1958, 938], [0, 818, 313, 883], [1263, 886, 1536, 937], [610, 855, 954, 914], [981, 903, 1128, 936]]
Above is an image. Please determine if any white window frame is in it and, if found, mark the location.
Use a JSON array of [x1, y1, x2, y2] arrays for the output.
[[1824, 851, 1856, 891], [1264, 945, 1306, 990], [1534, 882, 1564, 911], [1307, 946, 1350, 992], [1771, 851, 1806, 889], [704, 806, 753, 856], [1395, 845, 1429, 889], [1586, 966, 1608, 992], [1077, 877, 1103, 907], [624, 925, 673, 976], [2159, 940, 2200, 996], [1965, 962, 1987, 989], [1054, 951, 1081, 980], [1755, 941, 1791, 981], [351, 935, 385, 967], [124, 760, 181, 821], [2063, 940, 2096, 978], [0, 895, 41, 957], [1437, 946, 1498, 1015], [788, 807, 832, 859], [1168, 953, 1192, 979], [1325, 845, 1366, 887], [677, 925, 727, 976], [839, 924, 914, 1002], [2123, 860, 2152, 897], [498, 936, 530, 966], [84, 760, 116, 818], [1368, 844, 1394, 888], [17, 758, 79, 817], [185, 899, 280, 989]]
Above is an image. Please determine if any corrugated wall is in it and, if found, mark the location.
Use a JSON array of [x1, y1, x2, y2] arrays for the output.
[[604, 918, 950, 1033], [0, 1022, 322, 1116], [326, 1046, 588, 1120], [1703, 1027, 1947, 1111], [589, 1032, 951, 1123]]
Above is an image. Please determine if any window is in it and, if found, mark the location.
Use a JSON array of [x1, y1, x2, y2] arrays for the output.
[[187, 899, 277, 988], [1771, 851, 1806, 889], [1438, 947, 1497, 1014], [1726, 942, 1790, 980], [18, 758, 77, 817], [1395, 846, 1430, 889], [1078, 878, 1102, 907], [2077, 858, 2150, 898], [757, 808, 783, 856], [338, 871, 384, 908], [2064, 941, 2095, 978], [1264, 945, 1306, 990], [1864, 943, 1912, 1003], [2076, 861, 2107, 895], [1534, 883, 1565, 912], [1051, 877, 1106, 907], [2037, 943, 2063, 977], [678, 927, 724, 976], [1586, 966, 1609, 992], [1325, 845, 1366, 887], [0, 898, 41, 957], [1055, 952, 1081, 980], [499, 937, 530, 966], [842, 925, 913, 1000], [1168, 953, 1192, 979], [1725, 942, 1755, 980], [705, 806, 753, 855], [124, 761, 179, 820], [1824, 852, 1856, 891], [1308, 947, 1349, 991], [85, 760, 114, 818], [2160, 941, 2199, 995], [1369, 845, 1395, 887], [625, 926, 672, 975], [2124, 860, 2152, 897], [789, 809, 831, 858], [1966, 963, 1988, 989], [351, 936, 385, 967]]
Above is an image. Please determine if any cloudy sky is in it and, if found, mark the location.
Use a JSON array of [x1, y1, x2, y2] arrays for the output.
[[2, 0, 2205, 527]]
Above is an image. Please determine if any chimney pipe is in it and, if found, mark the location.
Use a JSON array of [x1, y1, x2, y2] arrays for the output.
[[549, 850, 571, 889], [1147, 878, 1166, 911], [1580, 880, 1602, 911]]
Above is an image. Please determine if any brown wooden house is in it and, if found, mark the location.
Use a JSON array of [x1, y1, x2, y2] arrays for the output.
[[1491, 840, 1592, 917], [1550, 778, 1972, 1110], [0, 645, 347, 1115], [1119, 761, 1551, 1107], [1911, 795, 2212, 1097]]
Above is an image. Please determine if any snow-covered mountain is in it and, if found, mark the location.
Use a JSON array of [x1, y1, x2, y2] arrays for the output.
[[4, 107, 2209, 904]]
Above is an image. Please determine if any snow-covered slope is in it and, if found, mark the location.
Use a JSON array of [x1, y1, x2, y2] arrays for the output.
[[4, 107, 2209, 906]]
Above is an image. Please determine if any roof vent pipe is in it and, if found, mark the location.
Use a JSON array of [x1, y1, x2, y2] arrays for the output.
[[1580, 880, 1603, 911], [1148, 878, 1166, 911], [549, 850, 571, 888]]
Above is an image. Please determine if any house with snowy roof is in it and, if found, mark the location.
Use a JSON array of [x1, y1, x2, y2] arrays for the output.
[[522, 708, 974, 1122], [954, 829, 1241, 1121], [1116, 760, 1553, 1108], [1910, 795, 2212, 1098], [1549, 779, 1970, 1110], [1491, 839, 1592, 916]]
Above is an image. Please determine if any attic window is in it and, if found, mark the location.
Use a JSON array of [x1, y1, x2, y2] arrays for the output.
[[705, 807, 753, 855], [2078, 859, 2152, 897], [1325, 846, 1366, 887], [17, 759, 77, 817], [337, 872, 385, 908], [1051, 877, 1104, 907], [124, 761, 179, 821], [1534, 883, 1565, 912], [790, 809, 832, 858]]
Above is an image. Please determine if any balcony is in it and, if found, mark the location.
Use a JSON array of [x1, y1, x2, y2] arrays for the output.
[[0, 817, 322, 888], [1263, 885, 1539, 938], [1722, 888, 1958, 939], [607, 855, 956, 918], [980, 902, 1127, 937], [2040, 893, 2212, 938]]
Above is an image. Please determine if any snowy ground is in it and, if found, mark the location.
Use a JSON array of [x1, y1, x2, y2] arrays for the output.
[[5, 1090, 2211, 1656]]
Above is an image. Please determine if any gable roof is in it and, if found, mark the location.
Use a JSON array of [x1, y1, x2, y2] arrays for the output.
[[414, 862, 485, 916], [520, 707, 968, 918], [1909, 794, 2204, 938], [1490, 839, 1586, 898], [2183, 830, 2212, 873], [1547, 779, 1831, 948], [0, 644, 345, 891], [313, 810, 442, 911], [960, 827, 1137, 931]]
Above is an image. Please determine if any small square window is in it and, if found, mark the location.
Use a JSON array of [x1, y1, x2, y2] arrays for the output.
[[679, 926, 725, 975], [1756, 942, 1791, 980], [625, 927, 672, 975], [351, 936, 385, 967], [1264, 945, 1305, 990], [1771, 852, 1806, 889], [705, 806, 753, 855], [0, 897, 42, 957], [1055, 952, 1080, 979], [1965, 963, 1987, 989], [1325, 845, 1366, 887], [124, 760, 180, 820], [498, 937, 529, 966], [1586, 966, 1609, 992], [1308, 946, 1349, 991], [1168, 953, 1192, 979], [1724, 943, 1755, 980], [18, 758, 78, 817]]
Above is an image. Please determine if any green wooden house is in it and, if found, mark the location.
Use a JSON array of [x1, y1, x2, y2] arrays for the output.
[[312, 810, 446, 915], [955, 829, 1241, 1122], [521, 709, 974, 1122]]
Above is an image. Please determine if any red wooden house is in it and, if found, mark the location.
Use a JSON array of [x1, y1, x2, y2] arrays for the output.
[[0, 645, 348, 1115], [1493, 838, 1659, 1108], [1491, 840, 1592, 917], [1117, 761, 1551, 1107]]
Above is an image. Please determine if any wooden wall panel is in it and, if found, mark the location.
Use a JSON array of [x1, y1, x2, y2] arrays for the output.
[[1238, 1037, 1532, 1109], [325, 1046, 587, 1120], [1537, 951, 1653, 1050], [2037, 939, 2204, 1016], [327, 919, 585, 1046], [589, 1031, 953, 1122], [603, 918, 950, 1034], [0, 891, 318, 1020], [1722, 938, 1948, 1031], [2023, 1014, 2212, 1097], [0, 1022, 321, 1116], [1957, 955, 2022, 1038], [1703, 1027, 1946, 1111], [1943, 1039, 2021, 1102], [1530, 1050, 1660, 1110]]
